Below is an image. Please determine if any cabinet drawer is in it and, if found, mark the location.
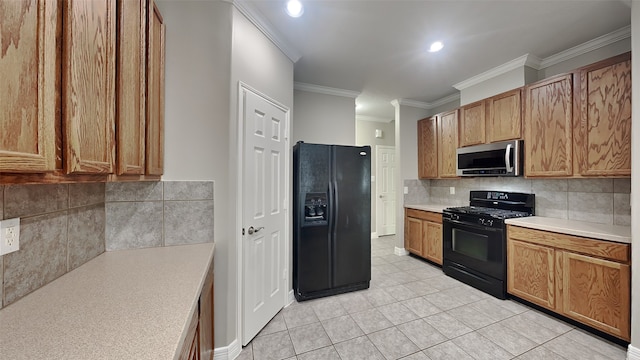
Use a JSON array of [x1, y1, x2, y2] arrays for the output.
[[506, 225, 629, 263], [405, 209, 441, 223]]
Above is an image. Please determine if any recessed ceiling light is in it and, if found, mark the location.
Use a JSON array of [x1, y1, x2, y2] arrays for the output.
[[429, 41, 444, 52], [286, 0, 304, 17]]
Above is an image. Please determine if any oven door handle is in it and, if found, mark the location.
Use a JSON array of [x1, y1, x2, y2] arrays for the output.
[[443, 218, 503, 233]]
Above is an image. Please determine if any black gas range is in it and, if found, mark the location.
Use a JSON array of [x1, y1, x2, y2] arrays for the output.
[[442, 191, 535, 299]]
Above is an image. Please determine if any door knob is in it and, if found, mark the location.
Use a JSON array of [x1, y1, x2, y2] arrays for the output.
[[248, 226, 264, 235]]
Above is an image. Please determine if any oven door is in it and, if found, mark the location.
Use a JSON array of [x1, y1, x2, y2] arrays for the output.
[[442, 218, 505, 280]]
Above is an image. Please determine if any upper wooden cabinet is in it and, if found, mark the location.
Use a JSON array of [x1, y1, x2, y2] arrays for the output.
[[458, 101, 486, 147], [0, 0, 59, 173], [438, 109, 458, 178], [116, 0, 147, 176], [573, 53, 631, 177], [417, 116, 438, 179], [62, 0, 116, 174], [1, 0, 166, 183], [486, 88, 522, 143], [146, 1, 165, 176], [523, 74, 574, 177]]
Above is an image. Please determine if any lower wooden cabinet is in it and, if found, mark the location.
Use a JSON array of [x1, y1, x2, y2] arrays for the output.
[[179, 263, 214, 360], [507, 225, 630, 341], [404, 209, 443, 265]]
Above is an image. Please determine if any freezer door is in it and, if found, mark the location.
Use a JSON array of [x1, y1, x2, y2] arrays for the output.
[[293, 143, 332, 295], [332, 145, 371, 288]]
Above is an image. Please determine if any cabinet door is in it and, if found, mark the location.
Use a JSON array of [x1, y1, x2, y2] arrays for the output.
[[574, 53, 631, 177], [116, 0, 146, 175], [437, 110, 458, 178], [199, 267, 214, 360], [405, 217, 423, 255], [507, 239, 556, 310], [0, 0, 59, 172], [423, 222, 442, 265], [458, 101, 485, 147], [417, 116, 437, 179], [524, 74, 573, 177], [487, 88, 522, 143], [560, 251, 630, 341], [62, 0, 116, 174], [146, 1, 165, 175]]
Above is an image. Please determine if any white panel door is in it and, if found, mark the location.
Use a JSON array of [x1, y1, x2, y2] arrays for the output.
[[376, 146, 396, 236], [242, 88, 287, 345]]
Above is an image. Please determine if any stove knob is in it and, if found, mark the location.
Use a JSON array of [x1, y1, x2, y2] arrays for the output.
[[452, 214, 459, 221], [487, 219, 494, 226]]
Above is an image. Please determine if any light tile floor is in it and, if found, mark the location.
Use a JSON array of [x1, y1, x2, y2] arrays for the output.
[[237, 235, 627, 360]]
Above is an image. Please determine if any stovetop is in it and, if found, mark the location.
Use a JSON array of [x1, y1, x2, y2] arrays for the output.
[[444, 206, 532, 220]]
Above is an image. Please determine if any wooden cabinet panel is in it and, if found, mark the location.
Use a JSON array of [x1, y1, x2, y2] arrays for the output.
[[423, 222, 442, 265], [199, 265, 214, 360], [62, 0, 116, 174], [116, 0, 146, 175], [507, 225, 630, 263], [146, 1, 165, 176], [507, 239, 556, 309], [524, 74, 573, 177], [438, 110, 458, 178], [459, 101, 485, 147], [405, 216, 423, 255], [179, 304, 200, 360], [560, 252, 630, 340], [0, 0, 59, 172], [574, 53, 631, 177], [487, 88, 522, 143], [417, 116, 437, 179]]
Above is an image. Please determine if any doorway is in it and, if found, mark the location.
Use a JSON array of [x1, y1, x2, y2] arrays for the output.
[[376, 145, 396, 236], [239, 83, 290, 345]]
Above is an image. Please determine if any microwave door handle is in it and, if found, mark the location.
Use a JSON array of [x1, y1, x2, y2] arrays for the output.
[[505, 143, 513, 173]]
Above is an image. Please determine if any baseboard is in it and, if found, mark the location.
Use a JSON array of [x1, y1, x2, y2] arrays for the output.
[[394, 246, 409, 256], [213, 339, 240, 360], [628, 344, 640, 360], [371, 232, 378, 239], [287, 289, 295, 306]]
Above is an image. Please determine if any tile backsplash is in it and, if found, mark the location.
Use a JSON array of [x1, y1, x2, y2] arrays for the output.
[[0, 180, 214, 309], [404, 177, 631, 226]]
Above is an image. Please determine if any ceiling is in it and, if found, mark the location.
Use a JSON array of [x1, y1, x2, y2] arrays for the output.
[[240, 0, 631, 121]]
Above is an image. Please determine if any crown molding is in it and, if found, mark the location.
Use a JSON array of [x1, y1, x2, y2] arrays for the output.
[[294, 82, 360, 98], [394, 98, 431, 109], [232, 0, 301, 63], [453, 54, 539, 91], [429, 93, 460, 108], [356, 115, 394, 123], [539, 25, 631, 69], [389, 93, 459, 110]]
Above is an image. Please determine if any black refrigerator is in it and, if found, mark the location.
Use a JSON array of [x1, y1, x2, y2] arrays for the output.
[[293, 142, 371, 301]]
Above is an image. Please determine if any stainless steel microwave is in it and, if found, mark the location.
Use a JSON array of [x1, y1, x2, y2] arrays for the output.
[[456, 140, 523, 177]]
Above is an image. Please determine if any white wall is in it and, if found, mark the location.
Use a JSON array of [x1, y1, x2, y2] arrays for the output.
[[157, 1, 294, 350], [356, 120, 395, 233], [630, 0, 639, 353], [230, 6, 294, 350], [156, 0, 233, 346], [460, 67, 531, 105], [394, 101, 431, 250], [292, 90, 356, 145], [538, 38, 631, 79]]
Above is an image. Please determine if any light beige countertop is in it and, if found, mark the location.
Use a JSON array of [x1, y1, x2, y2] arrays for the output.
[[505, 216, 631, 244], [0, 243, 215, 360], [404, 204, 455, 213]]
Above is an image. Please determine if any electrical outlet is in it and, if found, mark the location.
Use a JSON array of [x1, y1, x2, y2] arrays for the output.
[[450, 187, 455, 195], [0, 218, 20, 255]]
